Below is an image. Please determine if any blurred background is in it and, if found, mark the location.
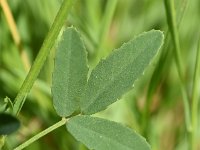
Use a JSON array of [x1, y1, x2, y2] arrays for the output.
[[0, 0, 200, 149]]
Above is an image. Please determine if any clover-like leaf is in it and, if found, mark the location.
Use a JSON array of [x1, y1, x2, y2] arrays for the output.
[[67, 115, 150, 150], [81, 30, 164, 114], [52, 27, 88, 117]]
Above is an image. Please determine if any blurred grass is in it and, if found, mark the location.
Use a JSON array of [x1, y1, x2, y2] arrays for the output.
[[0, 0, 200, 149]]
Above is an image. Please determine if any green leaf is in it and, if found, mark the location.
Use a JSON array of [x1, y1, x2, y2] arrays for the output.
[[67, 115, 150, 150], [81, 30, 164, 114], [52, 27, 88, 117], [0, 113, 20, 135]]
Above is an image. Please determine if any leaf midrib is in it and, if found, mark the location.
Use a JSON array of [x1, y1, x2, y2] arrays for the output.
[[65, 32, 73, 95]]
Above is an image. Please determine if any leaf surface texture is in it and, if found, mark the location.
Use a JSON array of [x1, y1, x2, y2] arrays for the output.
[[67, 115, 150, 150], [52, 27, 88, 117], [81, 30, 164, 114]]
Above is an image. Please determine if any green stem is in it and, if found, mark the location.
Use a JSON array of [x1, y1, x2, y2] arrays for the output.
[[164, 0, 191, 131], [14, 118, 67, 150], [190, 39, 200, 150], [164, 0, 184, 84], [13, 0, 74, 115]]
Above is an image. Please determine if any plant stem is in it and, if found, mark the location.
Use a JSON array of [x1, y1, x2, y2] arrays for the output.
[[14, 118, 67, 150], [13, 0, 74, 115], [190, 39, 200, 150], [164, 0, 191, 131]]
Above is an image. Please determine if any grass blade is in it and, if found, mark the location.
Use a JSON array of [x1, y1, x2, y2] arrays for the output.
[[164, 0, 191, 131]]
